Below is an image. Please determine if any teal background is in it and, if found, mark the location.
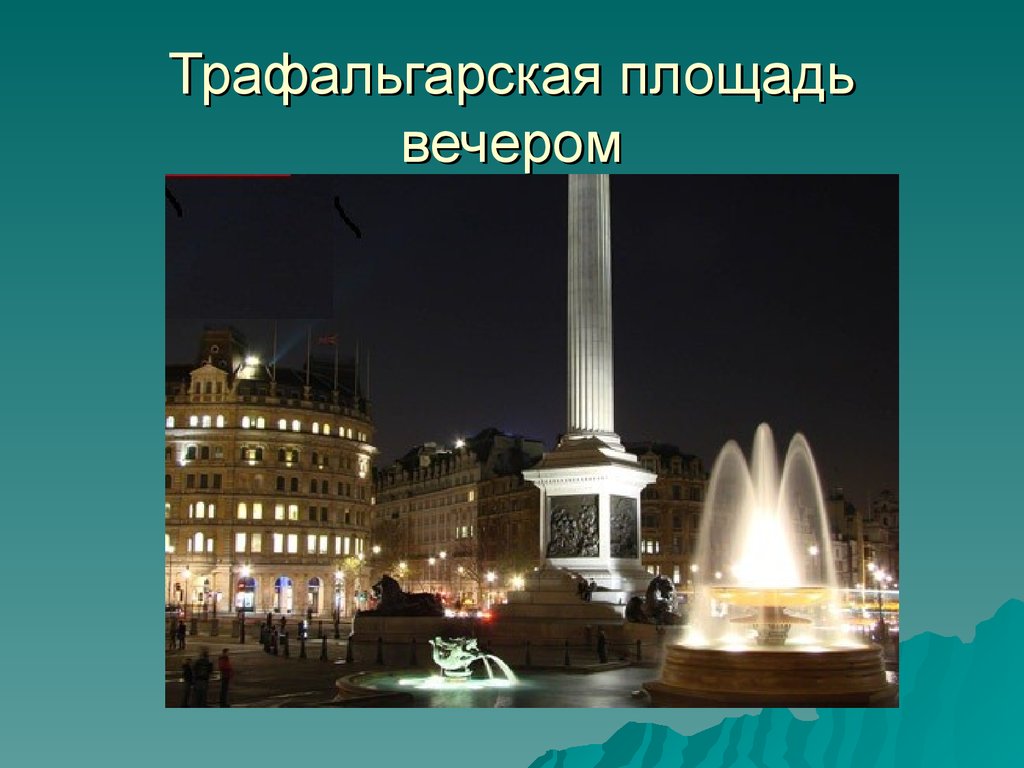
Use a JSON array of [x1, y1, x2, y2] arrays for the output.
[[2, 0, 1021, 765]]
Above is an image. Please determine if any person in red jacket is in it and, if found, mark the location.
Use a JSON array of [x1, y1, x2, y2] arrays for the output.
[[217, 648, 234, 707]]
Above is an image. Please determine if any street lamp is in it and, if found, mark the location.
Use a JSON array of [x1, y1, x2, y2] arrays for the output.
[[439, 551, 447, 596], [165, 543, 175, 606], [428, 557, 436, 592], [181, 567, 192, 619], [485, 571, 496, 608]]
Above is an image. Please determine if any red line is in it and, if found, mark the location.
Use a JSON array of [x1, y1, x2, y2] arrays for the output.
[[165, 174, 293, 178]]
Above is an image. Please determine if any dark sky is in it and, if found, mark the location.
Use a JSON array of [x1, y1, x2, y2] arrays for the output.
[[166, 174, 897, 506]]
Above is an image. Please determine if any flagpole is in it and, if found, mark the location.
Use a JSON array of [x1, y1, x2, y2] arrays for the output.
[[270, 321, 278, 394], [304, 327, 311, 398], [354, 340, 360, 404], [332, 330, 340, 401], [366, 350, 371, 403]]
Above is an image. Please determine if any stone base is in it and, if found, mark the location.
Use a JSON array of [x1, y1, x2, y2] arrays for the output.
[[644, 643, 898, 707]]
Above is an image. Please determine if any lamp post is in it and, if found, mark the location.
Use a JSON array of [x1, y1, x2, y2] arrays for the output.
[[181, 567, 192, 619], [165, 544, 175, 606], [485, 571, 496, 609], [439, 551, 447, 598], [428, 557, 436, 593]]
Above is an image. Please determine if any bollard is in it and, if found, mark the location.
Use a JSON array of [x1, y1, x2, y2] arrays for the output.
[[636, 639, 642, 662], [300, 635, 307, 659], [376, 636, 384, 665], [320, 635, 328, 661], [190, 617, 198, 636], [345, 633, 354, 663], [409, 637, 417, 666], [564, 639, 571, 667], [318, 620, 324, 639], [239, 619, 245, 645], [210, 619, 219, 637], [525, 640, 532, 667], [334, 619, 341, 640], [282, 633, 289, 658]]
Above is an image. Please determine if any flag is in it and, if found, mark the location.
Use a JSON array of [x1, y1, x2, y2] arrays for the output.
[[317, 334, 337, 346]]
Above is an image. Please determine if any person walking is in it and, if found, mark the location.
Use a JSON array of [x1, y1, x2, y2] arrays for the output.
[[217, 648, 234, 707], [192, 648, 213, 707], [176, 619, 187, 650], [180, 657, 193, 707]]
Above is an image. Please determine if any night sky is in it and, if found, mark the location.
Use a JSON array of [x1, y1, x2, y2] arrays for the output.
[[166, 174, 897, 506]]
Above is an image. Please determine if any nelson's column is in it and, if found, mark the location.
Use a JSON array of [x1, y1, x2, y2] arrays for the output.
[[522, 174, 656, 602]]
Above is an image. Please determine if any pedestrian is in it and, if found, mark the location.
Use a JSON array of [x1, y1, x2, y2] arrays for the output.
[[586, 580, 596, 602], [306, 605, 313, 624], [180, 657, 193, 707], [167, 618, 177, 651], [217, 648, 233, 707], [597, 627, 608, 664], [192, 648, 213, 707], [176, 619, 187, 650]]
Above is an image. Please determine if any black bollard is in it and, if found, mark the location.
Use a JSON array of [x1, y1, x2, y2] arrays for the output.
[[282, 633, 289, 657], [525, 640, 532, 667], [375, 636, 384, 665], [320, 635, 328, 661], [409, 637, 417, 666], [210, 619, 219, 637], [318, 620, 324, 639], [345, 633, 354, 663], [636, 639, 642, 662], [564, 639, 571, 667], [239, 619, 245, 645], [300, 635, 307, 659], [334, 619, 340, 640]]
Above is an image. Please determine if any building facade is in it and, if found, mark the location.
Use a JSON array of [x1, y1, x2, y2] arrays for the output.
[[372, 428, 544, 606], [165, 328, 375, 618], [628, 443, 708, 592]]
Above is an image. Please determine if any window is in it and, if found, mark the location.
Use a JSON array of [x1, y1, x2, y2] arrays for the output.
[[278, 419, 287, 430], [194, 532, 204, 551], [307, 534, 316, 553], [235, 533, 246, 553], [673, 565, 681, 584], [202, 415, 212, 428], [642, 539, 660, 554], [308, 507, 317, 522], [165, 474, 171, 490], [309, 479, 317, 494], [206, 537, 214, 553], [642, 512, 660, 528], [195, 501, 206, 519], [672, 535, 682, 555], [199, 474, 208, 489], [343, 536, 351, 555], [672, 484, 681, 500], [672, 512, 683, 530], [212, 474, 222, 489], [251, 533, 262, 553], [334, 536, 341, 555], [274, 504, 285, 521], [242, 416, 251, 429], [312, 422, 320, 434], [290, 478, 298, 493], [276, 476, 285, 491], [237, 502, 247, 520], [256, 417, 266, 429], [319, 507, 327, 522], [318, 535, 328, 554], [273, 533, 284, 553], [166, 416, 175, 428], [288, 504, 299, 521], [185, 446, 197, 460], [287, 534, 298, 553], [244, 447, 263, 462], [323, 424, 331, 435], [689, 487, 702, 502], [186, 474, 195, 489], [291, 420, 300, 432], [321, 480, 328, 494], [200, 446, 210, 460], [165, 446, 173, 462], [213, 446, 223, 460], [189, 415, 199, 427], [215, 415, 225, 428]]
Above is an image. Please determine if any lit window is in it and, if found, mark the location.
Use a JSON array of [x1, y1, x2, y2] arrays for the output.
[[318, 535, 328, 554], [194, 532, 204, 551], [288, 504, 299, 521], [343, 536, 351, 555], [235, 533, 246, 553], [242, 416, 251, 429], [237, 503, 247, 520], [334, 536, 341, 555], [278, 419, 287, 430], [202, 415, 212, 428], [274, 505, 284, 521], [347, 428, 353, 439], [468, 490, 475, 502], [312, 422, 320, 434], [208, 504, 216, 519], [251, 533, 262, 553], [195, 501, 205, 519], [256, 417, 265, 429], [215, 415, 225, 428], [189, 415, 199, 427], [287, 534, 298, 553], [307, 534, 316, 553], [166, 416, 175, 428], [323, 424, 331, 435], [291, 420, 301, 432], [273, 533, 284, 553], [252, 503, 263, 520], [673, 566, 681, 584], [205, 537, 213, 553]]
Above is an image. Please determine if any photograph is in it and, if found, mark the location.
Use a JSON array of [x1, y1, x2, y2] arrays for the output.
[[164, 173, 898, 708]]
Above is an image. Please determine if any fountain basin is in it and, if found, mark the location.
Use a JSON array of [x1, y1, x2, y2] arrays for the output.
[[645, 643, 897, 707]]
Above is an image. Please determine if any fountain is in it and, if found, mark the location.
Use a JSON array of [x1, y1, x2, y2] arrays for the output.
[[645, 424, 896, 707]]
